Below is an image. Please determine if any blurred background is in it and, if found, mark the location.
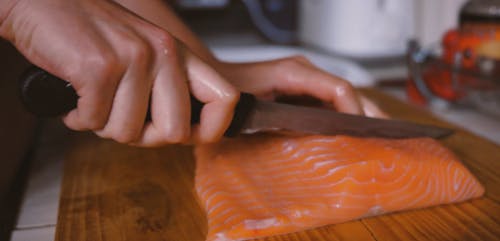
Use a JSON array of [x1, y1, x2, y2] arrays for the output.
[[171, 0, 499, 143], [1, 0, 499, 240]]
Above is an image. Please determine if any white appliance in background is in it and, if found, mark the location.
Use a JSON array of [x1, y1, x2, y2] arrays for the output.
[[299, 0, 415, 59], [298, 0, 468, 58], [414, 0, 467, 47]]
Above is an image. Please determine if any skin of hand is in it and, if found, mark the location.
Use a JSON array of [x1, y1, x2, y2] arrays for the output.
[[0, 0, 239, 146], [216, 58, 388, 119], [113, 0, 389, 119], [1, 0, 387, 148]]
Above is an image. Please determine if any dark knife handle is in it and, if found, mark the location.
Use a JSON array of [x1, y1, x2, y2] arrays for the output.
[[19, 66, 256, 137]]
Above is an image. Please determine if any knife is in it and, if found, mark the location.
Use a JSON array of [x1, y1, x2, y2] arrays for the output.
[[19, 66, 453, 139]]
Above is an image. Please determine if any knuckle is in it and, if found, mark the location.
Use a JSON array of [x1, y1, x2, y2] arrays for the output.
[[334, 80, 355, 95], [111, 128, 141, 144], [62, 117, 84, 131], [68, 105, 108, 131], [146, 27, 182, 60], [275, 57, 306, 77], [290, 55, 311, 64], [337, 79, 354, 90], [84, 51, 119, 81], [222, 88, 240, 105], [162, 126, 189, 143], [159, 31, 176, 47], [91, 118, 144, 144], [86, 119, 107, 130], [81, 112, 108, 130], [149, 27, 176, 49], [278, 57, 302, 69], [114, 133, 138, 144], [127, 38, 152, 62], [90, 52, 117, 71], [94, 129, 111, 140]]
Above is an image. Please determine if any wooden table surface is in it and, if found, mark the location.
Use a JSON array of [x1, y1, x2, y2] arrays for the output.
[[55, 89, 500, 241]]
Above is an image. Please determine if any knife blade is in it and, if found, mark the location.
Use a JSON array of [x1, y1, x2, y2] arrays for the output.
[[19, 66, 453, 139], [241, 101, 452, 138]]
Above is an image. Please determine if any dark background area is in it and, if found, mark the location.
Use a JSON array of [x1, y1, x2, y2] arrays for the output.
[[0, 40, 38, 241]]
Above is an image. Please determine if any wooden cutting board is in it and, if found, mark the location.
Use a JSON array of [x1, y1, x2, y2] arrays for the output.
[[55, 89, 500, 241]]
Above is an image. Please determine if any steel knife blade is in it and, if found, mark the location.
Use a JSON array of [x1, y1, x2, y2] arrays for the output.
[[19, 66, 453, 139], [239, 100, 453, 139]]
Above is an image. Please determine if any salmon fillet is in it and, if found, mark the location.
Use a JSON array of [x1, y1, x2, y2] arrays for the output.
[[195, 135, 484, 241]]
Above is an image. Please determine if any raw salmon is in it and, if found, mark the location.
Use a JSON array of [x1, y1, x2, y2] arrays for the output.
[[195, 135, 484, 241]]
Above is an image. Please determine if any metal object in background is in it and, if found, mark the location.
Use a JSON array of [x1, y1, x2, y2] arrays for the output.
[[407, 0, 500, 119], [242, 0, 297, 44], [460, 0, 500, 24], [174, 0, 230, 9], [407, 41, 500, 115], [173, 0, 298, 44]]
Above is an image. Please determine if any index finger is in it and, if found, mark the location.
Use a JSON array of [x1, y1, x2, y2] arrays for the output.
[[270, 59, 365, 115], [185, 51, 239, 143]]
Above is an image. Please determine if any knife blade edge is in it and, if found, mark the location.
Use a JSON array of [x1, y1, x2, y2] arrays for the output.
[[240, 100, 453, 139]]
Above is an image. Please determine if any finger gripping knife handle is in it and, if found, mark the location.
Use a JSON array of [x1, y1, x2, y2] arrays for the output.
[[19, 66, 256, 137]]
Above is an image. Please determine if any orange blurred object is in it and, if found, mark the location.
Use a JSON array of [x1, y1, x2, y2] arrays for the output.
[[407, 0, 500, 105]]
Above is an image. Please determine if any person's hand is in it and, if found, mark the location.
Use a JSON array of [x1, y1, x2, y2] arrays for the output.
[[0, 0, 239, 146], [104, 0, 387, 119], [217, 56, 388, 118]]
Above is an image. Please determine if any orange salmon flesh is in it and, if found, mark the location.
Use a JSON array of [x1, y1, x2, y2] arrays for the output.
[[195, 135, 485, 241]]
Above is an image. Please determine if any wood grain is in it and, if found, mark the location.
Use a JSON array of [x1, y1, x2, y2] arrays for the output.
[[55, 89, 500, 241]]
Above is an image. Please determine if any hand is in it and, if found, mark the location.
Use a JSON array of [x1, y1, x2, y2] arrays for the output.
[[1, 0, 239, 146], [106, 0, 386, 119], [82, 0, 387, 138], [217, 56, 388, 118]]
